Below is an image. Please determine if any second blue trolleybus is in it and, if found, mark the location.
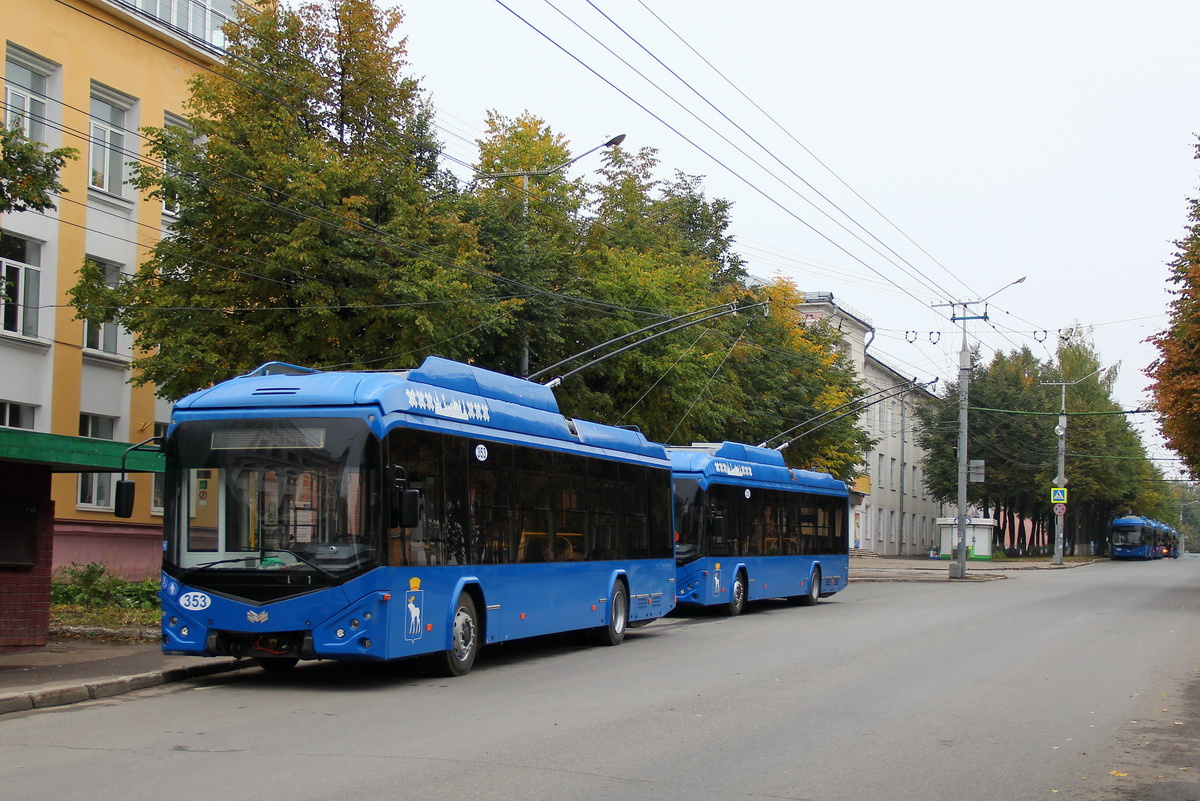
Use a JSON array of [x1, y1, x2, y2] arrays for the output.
[[670, 441, 849, 614], [150, 357, 676, 675], [1111, 515, 1178, 560]]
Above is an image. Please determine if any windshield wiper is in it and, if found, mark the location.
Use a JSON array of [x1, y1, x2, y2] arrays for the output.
[[260, 547, 343, 584], [180, 556, 256, 579]]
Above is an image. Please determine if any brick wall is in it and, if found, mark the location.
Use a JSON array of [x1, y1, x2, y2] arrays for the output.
[[0, 464, 54, 651]]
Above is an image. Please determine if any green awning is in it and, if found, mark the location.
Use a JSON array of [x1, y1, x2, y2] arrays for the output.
[[0, 428, 164, 473]]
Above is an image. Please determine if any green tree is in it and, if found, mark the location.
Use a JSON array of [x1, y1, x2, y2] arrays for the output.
[[915, 331, 1159, 555], [463, 111, 588, 377], [1149, 138, 1200, 476], [0, 123, 76, 214], [69, 0, 500, 399]]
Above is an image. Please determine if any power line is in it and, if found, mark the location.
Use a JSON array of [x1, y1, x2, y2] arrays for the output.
[[490, 0, 954, 319]]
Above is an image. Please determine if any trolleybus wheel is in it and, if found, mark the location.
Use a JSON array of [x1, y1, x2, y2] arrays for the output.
[[253, 657, 299, 673], [434, 593, 479, 677], [799, 567, 821, 606], [727, 571, 746, 616], [594, 582, 628, 646]]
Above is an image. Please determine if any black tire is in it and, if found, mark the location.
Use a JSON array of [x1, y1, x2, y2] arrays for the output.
[[433, 593, 480, 677], [726, 571, 746, 616], [799, 567, 821, 606], [594, 582, 629, 646], [253, 657, 299, 673]]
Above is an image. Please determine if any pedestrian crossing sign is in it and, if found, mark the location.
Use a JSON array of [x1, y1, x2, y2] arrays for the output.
[[1051, 487, 1067, 503]]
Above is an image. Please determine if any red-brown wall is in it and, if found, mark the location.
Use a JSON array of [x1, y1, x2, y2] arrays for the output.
[[0, 465, 54, 651]]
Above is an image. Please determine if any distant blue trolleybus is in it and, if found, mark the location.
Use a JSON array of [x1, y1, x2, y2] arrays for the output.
[[151, 357, 676, 675], [1110, 515, 1178, 560], [670, 442, 849, 614]]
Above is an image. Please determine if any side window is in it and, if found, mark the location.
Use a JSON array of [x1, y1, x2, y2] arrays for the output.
[[386, 428, 446, 566], [0, 401, 35, 429], [89, 90, 134, 196], [161, 113, 192, 218], [514, 447, 553, 562], [82, 258, 122, 353], [556, 453, 589, 561], [589, 458, 621, 560], [4, 58, 48, 143], [619, 464, 649, 558], [468, 440, 513, 565], [646, 467, 672, 559], [78, 413, 117, 509], [0, 231, 41, 338]]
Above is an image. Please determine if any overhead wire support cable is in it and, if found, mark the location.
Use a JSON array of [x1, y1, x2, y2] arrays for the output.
[[490, 0, 954, 316], [763, 378, 937, 451], [536, 301, 769, 389], [577, 0, 953, 301], [633, 0, 975, 301], [526, 302, 736, 380]]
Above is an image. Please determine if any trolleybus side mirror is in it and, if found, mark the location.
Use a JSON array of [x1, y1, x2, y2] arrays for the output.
[[710, 513, 726, 543], [114, 479, 136, 519], [398, 489, 421, 529], [386, 465, 422, 528]]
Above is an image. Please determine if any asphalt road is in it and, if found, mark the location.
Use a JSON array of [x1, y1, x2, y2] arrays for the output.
[[1, 559, 1198, 801]]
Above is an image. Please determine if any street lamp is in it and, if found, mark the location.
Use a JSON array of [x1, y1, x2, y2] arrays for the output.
[[933, 276, 1026, 580], [475, 134, 626, 376], [1040, 366, 1102, 565]]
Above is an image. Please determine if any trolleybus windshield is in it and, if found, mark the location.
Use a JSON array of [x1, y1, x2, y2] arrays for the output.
[[1111, 525, 1143, 547], [164, 418, 381, 581]]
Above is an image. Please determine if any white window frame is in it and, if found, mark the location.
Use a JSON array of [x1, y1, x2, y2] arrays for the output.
[[0, 232, 42, 339], [78, 413, 118, 510], [0, 400, 35, 429], [161, 112, 191, 218], [83, 258, 122, 353], [4, 46, 57, 145], [88, 85, 136, 196], [3, 68, 47, 143]]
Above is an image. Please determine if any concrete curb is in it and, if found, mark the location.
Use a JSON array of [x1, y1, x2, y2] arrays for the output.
[[0, 658, 245, 715]]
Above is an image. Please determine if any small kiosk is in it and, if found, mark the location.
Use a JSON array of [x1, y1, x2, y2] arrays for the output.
[[936, 517, 996, 560]]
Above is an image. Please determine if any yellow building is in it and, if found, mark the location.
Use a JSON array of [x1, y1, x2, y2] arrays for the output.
[[1, 0, 231, 583]]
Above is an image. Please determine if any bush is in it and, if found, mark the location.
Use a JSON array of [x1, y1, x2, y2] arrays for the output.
[[51, 562, 159, 610]]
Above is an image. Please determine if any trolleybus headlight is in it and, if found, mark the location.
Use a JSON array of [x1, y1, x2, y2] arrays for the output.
[[360, 638, 372, 649], [168, 616, 178, 627], [180, 627, 189, 637], [350, 618, 361, 629], [336, 628, 346, 638]]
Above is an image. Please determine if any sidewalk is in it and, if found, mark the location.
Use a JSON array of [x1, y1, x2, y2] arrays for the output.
[[0, 636, 243, 716], [850, 554, 1100, 582], [0, 556, 1099, 716]]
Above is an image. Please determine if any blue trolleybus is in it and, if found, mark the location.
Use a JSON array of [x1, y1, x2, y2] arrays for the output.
[[669, 442, 849, 614], [1111, 515, 1175, 560], [152, 358, 676, 675]]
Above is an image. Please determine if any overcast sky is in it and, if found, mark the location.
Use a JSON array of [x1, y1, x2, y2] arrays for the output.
[[399, 0, 1200, 476]]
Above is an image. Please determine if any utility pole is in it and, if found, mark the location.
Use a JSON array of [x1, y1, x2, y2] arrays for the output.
[[475, 134, 626, 376], [933, 276, 1025, 580], [898, 391, 907, 556], [1041, 367, 1103, 565]]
